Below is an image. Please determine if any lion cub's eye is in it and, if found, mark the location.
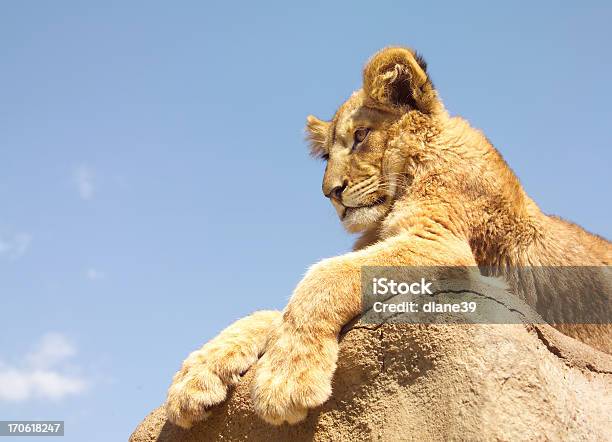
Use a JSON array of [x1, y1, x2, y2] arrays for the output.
[[354, 128, 370, 145]]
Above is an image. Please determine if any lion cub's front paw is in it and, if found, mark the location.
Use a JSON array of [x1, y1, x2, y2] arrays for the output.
[[165, 363, 228, 429], [251, 331, 338, 425], [165, 343, 256, 428], [164, 310, 282, 428]]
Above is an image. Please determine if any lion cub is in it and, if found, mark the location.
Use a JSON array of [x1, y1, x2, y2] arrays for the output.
[[165, 47, 611, 428]]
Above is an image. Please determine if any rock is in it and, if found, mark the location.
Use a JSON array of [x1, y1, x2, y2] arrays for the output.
[[130, 283, 612, 442]]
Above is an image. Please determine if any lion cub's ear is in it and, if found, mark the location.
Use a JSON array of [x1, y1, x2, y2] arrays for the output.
[[305, 115, 330, 159], [363, 47, 438, 113]]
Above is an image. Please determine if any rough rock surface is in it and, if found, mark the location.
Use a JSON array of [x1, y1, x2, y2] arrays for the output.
[[130, 285, 612, 442]]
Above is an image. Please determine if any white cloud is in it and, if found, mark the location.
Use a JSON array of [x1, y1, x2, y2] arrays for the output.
[[86, 268, 105, 280], [74, 165, 95, 200], [25, 333, 77, 369], [0, 232, 32, 260], [0, 333, 88, 402], [0, 368, 86, 401]]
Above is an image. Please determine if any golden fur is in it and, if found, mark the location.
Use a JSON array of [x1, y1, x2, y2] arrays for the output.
[[165, 47, 611, 428]]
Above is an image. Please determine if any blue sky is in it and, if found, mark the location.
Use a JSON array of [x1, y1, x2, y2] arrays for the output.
[[1, 1, 610, 440]]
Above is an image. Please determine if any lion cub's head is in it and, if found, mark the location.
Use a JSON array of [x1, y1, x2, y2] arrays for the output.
[[306, 47, 442, 233]]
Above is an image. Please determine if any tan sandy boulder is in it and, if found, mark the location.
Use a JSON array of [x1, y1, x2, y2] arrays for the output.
[[130, 285, 611, 442]]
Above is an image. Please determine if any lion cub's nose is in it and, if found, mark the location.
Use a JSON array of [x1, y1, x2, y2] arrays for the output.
[[325, 180, 348, 201]]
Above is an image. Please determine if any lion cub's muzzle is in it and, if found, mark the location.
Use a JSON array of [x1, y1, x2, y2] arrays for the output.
[[325, 176, 388, 220]]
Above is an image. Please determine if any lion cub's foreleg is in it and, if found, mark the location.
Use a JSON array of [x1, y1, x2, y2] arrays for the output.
[[250, 231, 476, 425], [165, 310, 281, 428]]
